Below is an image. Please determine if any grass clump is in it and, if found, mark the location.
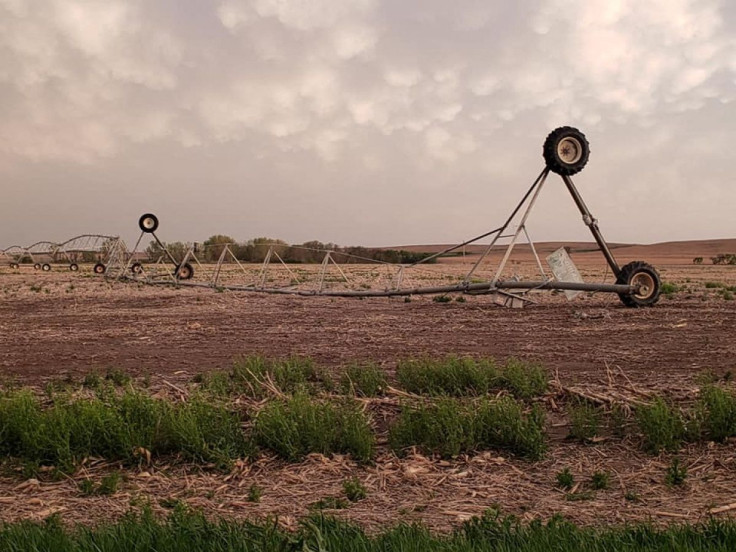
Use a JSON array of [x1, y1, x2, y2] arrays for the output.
[[556, 467, 574, 490], [636, 397, 685, 453], [590, 471, 610, 490], [665, 457, 688, 487], [342, 477, 367, 502], [567, 400, 601, 442], [389, 397, 546, 460], [396, 356, 547, 399], [247, 484, 262, 503], [0, 390, 252, 471], [660, 282, 680, 296], [340, 363, 387, 397], [696, 386, 736, 442], [200, 355, 333, 397], [253, 394, 374, 463]]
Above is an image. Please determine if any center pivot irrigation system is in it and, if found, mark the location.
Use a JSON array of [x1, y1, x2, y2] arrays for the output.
[[107, 127, 661, 307]]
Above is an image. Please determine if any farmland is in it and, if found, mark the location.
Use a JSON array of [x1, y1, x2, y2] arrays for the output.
[[1, 248, 736, 546]]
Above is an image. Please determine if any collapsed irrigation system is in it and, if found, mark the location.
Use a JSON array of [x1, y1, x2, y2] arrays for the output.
[[101, 127, 661, 308], [2, 234, 127, 274], [2, 128, 661, 307]]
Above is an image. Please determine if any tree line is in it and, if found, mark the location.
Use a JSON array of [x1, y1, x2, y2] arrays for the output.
[[145, 235, 436, 265]]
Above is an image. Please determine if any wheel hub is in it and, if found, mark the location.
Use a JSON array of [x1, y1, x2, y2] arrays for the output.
[[557, 137, 583, 164], [632, 272, 655, 299]]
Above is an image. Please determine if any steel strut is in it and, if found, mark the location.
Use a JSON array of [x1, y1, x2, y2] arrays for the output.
[[561, 174, 621, 277]]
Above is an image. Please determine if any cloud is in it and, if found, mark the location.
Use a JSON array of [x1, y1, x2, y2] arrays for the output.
[[0, 0, 734, 245]]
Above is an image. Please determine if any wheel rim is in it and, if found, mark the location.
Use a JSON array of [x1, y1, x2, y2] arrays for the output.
[[178, 267, 191, 279], [632, 272, 656, 300], [557, 136, 583, 164], [141, 217, 156, 230]]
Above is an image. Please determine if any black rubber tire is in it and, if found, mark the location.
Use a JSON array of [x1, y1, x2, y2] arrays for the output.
[[33, 263, 41, 270], [616, 261, 661, 307], [175, 262, 194, 280], [93, 263, 106, 275], [543, 126, 590, 175], [42, 263, 51, 272], [69, 263, 79, 272], [131, 262, 143, 274], [139, 213, 159, 233]]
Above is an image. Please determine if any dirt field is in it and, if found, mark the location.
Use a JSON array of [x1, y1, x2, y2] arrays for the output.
[[1, 249, 735, 529]]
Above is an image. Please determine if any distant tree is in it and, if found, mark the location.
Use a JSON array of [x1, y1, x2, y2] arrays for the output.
[[203, 235, 236, 262]]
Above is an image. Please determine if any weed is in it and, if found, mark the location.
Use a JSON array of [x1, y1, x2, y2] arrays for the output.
[[389, 397, 546, 460], [395, 356, 547, 399], [624, 491, 640, 502], [309, 496, 349, 510], [636, 397, 684, 453], [590, 471, 610, 490], [660, 282, 680, 296], [432, 295, 451, 303], [665, 457, 688, 487], [556, 468, 574, 490], [79, 478, 96, 496], [98, 471, 122, 495], [609, 404, 627, 438], [0, 390, 253, 470], [455, 296, 466, 303], [342, 477, 367, 502], [567, 400, 601, 442], [340, 363, 387, 397], [105, 368, 132, 387], [82, 373, 101, 389], [78, 471, 122, 496], [697, 386, 736, 442], [253, 394, 374, 462], [248, 484, 262, 503], [204, 355, 334, 397], [705, 281, 724, 289]]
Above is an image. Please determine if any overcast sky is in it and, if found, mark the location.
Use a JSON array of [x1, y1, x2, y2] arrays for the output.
[[1, 0, 734, 250]]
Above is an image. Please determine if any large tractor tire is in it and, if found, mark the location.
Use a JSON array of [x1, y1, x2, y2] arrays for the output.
[[616, 261, 661, 307], [543, 126, 590, 176]]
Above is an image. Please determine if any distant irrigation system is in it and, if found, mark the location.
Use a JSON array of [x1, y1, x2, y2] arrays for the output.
[[3, 127, 662, 307]]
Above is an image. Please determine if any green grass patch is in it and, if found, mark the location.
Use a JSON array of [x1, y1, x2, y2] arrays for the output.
[[396, 356, 547, 399], [567, 400, 601, 442], [696, 386, 736, 442], [389, 397, 546, 460], [3, 507, 736, 551], [197, 355, 333, 397], [253, 393, 374, 463], [340, 362, 387, 397], [636, 397, 685, 453], [0, 390, 253, 471]]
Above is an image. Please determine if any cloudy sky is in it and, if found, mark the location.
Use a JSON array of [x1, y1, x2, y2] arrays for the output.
[[1, 0, 734, 250]]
